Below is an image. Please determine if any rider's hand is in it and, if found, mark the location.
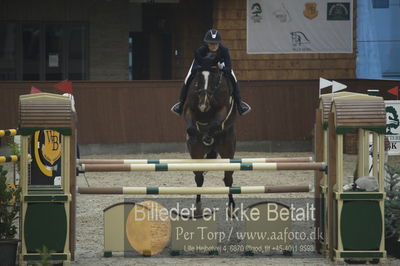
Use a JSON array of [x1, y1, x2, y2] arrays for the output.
[[222, 67, 230, 75]]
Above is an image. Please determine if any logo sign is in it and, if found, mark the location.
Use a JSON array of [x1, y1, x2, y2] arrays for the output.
[[273, 3, 292, 23], [303, 2, 318, 20], [251, 2, 263, 23], [247, 0, 352, 54], [385, 100, 400, 155], [290, 31, 312, 52], [41, 130, 62, 165], [327, 3, 350, 20]]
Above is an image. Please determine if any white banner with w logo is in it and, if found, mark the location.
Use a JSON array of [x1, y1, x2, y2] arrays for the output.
[[247, 0, 353, 54]]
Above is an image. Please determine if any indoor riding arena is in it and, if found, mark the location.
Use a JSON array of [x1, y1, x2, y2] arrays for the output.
[[1, 1, 400, 266]]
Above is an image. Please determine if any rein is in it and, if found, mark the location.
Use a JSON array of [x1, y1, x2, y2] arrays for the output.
[[221, 96, 234, 130]]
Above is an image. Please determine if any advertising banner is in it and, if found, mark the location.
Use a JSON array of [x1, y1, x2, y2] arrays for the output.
[[247, 0, 353, 54]]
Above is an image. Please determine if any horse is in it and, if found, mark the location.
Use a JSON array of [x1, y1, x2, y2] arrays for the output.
[[183, 66, 237, 215]]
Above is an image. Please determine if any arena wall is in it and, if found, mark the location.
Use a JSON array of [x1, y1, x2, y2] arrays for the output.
[[0, 79, 397, 152]]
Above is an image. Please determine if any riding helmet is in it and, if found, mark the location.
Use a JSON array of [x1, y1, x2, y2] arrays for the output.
[[203, 29, 222, 44]]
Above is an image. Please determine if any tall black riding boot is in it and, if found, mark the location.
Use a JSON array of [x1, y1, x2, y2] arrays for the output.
[[171, 83, 189, 115], [232, 81, 251, 116]]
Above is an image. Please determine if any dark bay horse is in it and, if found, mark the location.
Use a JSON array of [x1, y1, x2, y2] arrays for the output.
[[183, 67, 237, 214]]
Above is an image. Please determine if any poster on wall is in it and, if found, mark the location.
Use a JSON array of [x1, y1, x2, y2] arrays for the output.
[[385, 100, 400, 155], [247, 0, 353, 54]]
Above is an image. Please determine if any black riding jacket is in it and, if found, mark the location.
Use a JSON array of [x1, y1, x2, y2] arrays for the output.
[[191, 44, 232, 74]]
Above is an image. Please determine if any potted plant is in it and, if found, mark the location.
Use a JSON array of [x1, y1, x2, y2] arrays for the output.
[[0, 164, 21, 266], [384, 164, 400, 258]]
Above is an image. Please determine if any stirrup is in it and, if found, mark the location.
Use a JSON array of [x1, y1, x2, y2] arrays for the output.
[[238, 101, 251, 116], [170, 102, 183, 116]]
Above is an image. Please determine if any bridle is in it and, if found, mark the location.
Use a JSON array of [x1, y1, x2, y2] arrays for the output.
[[193, 69, 224, 96], [195, 96, 234, 131], [190, 69, 234, 146]]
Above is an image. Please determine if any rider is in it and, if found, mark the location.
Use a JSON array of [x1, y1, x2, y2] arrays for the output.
[[171, 29, 251, 116]]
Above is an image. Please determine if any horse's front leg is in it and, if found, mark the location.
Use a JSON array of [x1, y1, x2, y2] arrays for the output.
[[219, 128, 237, 217], [223, 170, 235, 216], [201, 106, 229, 146], [190, 143, 206, 216], [183, 108, 197, 138], [194, 170, 204, 215], [208, 106, 229, 136]]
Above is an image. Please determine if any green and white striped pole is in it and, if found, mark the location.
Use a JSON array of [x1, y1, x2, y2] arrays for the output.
[[79, 162, 326, 172], [77, 157, 313, 165], [78, 185, 311, 195]]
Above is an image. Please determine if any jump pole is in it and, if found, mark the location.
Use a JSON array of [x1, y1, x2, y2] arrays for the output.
[[77, 157, 314, 165], [0, 154, 31, 164], [79, 162, 327, 172], [0, 129, 18, 137], [0, 155, 20, 164], [78, 185, 311, 195]]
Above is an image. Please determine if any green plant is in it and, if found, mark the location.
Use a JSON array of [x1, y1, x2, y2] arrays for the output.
[[8, 140, 21, 173], [34, 246, 53, 266], [0, 165, 21, 240], [384, 164, 400, 239]]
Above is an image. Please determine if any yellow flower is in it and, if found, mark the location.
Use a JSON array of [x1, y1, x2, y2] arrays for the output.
[[4, 183, 18, 204], [7, 183, 16, 190]]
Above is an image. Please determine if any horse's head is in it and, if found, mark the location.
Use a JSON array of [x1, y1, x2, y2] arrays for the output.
[[185, 67, 234, 147], [190, 67, 228, 113]]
